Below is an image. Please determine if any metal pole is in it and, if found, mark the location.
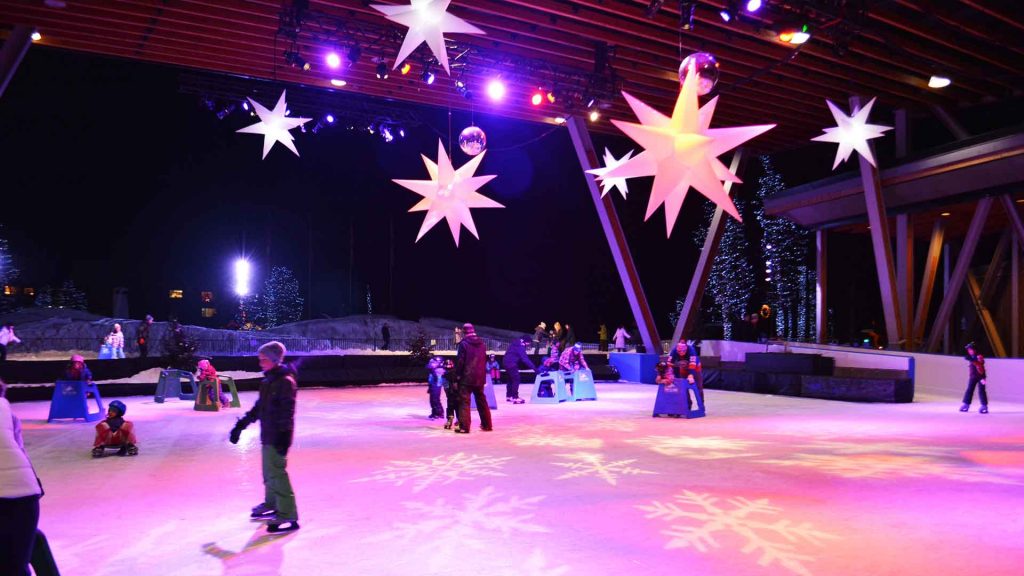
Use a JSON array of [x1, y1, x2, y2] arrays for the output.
[[816, 228, 828, 343]]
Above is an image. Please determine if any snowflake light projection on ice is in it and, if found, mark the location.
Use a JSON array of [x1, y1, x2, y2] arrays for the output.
[[393, 139, 503, 246], [369, 486, 548, 573], [512, 433, 604, 450], [352, 452, 512, 492], [757, 453, 1022, 485], [626, 435, 765, 460], [551, 452, 657, 486], [585, 148, 634, 199], [371, 0, 485, 75], [235, 90, 311, 159], [638, 490, 839, 576], [811, 97, 892, 169], [601, 66, 775, 236]]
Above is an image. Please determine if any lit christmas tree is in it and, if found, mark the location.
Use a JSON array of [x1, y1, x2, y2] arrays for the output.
[[34, 285, 53, 308], [408, 328, 434, 364], [257, 267, 304, 328], [752, 156, 812, 340], [0, 232, 18, 313]]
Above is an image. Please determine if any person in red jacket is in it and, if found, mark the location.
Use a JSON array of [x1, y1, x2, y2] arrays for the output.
[[452, 323, 492, 434]]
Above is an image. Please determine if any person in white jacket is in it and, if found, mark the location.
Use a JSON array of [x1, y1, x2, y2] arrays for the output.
[[0, 324, 22, 363], [105, 323, 126, 359], [612, 325, 631, 352], [0, 379, 44, 576]]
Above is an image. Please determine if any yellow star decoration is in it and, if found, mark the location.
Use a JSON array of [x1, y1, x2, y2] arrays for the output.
[[602, 67, 775, 236], [393, 140, 503, 246], [811, 97, 892, 169], [235, 90, 311, 159], [371, 0, 485, 75]]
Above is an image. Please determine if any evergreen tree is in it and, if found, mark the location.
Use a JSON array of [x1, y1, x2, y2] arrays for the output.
[[257, 267, 304, 328], [163, 320, 199, 370], [34, 285, 53, 308], [408, 328, 433, 364], [59, 280, 89, 311], [752, 156, 812, 340], [676, 199, 755, 340], [0, 232, 18, 313]]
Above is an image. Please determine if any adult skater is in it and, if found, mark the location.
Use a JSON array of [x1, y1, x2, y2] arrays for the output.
[[453, 323, 492, 434], [612, 325, 630, 352], [381, 322, 391, 351], [532, 322, 547, 355], [960, 342, 989, 414], [229, 341, 300, 533], [0, 324, 21, 363], [503, 335, 536, 404], [136, 315, 153, 358], [0, 379, 44, 576]]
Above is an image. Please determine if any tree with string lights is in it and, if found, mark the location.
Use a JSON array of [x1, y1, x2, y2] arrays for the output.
[[0, 232, 18, 313], [256, 267, 304, 328]]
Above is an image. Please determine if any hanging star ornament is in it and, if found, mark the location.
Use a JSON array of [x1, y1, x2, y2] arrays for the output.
[[371, 0, 485, 75], [812, 97, 892, 169], [394, 139, 504, 246], [601, 67, 775, 236], [236, 90, 311, 159], [586, 148, 635, 199]]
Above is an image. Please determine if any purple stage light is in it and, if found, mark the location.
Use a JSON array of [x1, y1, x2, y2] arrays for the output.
[[325, 52, 341, 69], [746, 0, 762, 12], [486, 78, 506, 101], [325, 114, 335, 123]]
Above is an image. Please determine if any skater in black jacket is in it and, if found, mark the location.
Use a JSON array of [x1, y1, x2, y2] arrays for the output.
[[502, 335, 536, 404]]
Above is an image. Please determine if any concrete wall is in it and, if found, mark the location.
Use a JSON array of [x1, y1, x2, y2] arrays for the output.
[[701, 340, 1024, 404]]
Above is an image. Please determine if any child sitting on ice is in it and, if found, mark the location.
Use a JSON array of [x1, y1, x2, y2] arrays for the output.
[[486, 354, 501, 384], [92, 400, 138, 457], [426, 357, 446, 420], [196, 359, 230, 408]]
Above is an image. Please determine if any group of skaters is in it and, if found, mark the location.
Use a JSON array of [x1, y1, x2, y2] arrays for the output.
[[426, 323, 496, 433]]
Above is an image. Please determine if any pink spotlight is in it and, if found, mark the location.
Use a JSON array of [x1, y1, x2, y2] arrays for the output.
[[325, 52, 341, 70], [486, 78, 506, 102]]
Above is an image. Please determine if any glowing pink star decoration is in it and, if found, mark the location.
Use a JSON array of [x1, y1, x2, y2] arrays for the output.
[[586, 148, 635, 199], [236, 90, 311, 159], [602, 67, 775, 236], [394, 140, 504, 246], [371, 0, 485, 75], [812, 98, 892, 169]]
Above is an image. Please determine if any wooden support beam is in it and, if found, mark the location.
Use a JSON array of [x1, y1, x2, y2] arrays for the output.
[[966, 272, 1007, 357], [925, 197, 993, 352], [1014, 235, 1020, 357], [999, 195, 1024, 246], [964, 231, 1010, 357], [913, 219, 946, 346], [816, 228, 828, 343], [929, 104, 971, 140], [0, 25, 34, 99], [942, 243, 952, 354], [671, 150, 747, 349], [896, 214, 914, 348], [852, 96, 903, 349], [566, 115, 661, 355]]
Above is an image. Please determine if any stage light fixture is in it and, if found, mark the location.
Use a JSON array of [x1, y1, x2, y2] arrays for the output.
[[546, 90, 556, 104], [928, 75, 951, 88], [399, 128, 406, 138], [680, 1, 696, 30], [531, 89, 544, 106], [422, 68, 436, 85], [779, 24, 811, 44], [554, 116, 566, 124], [325, 114, 335, 123], [376, 62, 389, 79], [746, 0, 762, 12], [644, 0, 666, 18], [330, 78, 347, 87], [589, 109, 600, 122], [325, 51, 341, 69], [30, 31, 42, 42], [242, 101, 250, 111], [381, 126, 394, 142], [284, 49, 311, 71], [400, 62, 412, 75], [486, 78, 506, 101]]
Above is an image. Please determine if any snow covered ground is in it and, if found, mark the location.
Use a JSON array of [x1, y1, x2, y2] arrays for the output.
[[11, 383, 1024, 576]]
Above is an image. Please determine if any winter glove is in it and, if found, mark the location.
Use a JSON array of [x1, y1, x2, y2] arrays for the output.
[[229, 418, 250, 444], [274, 430, 293, 456]]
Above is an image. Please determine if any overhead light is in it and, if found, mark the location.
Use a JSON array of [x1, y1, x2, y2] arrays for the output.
[[554, 116, 566, 124], [284, 49, 310, 71], [30, 31, 42, 42], [330, 78, 347, 87], [376, 62, 389, 79], [546, 90, 556, 104], [779, 25, 811, 45], [399, 128, 406, 138], [531, 89, 544, 106], [486, 78, 506, 101], [422, 68, 436, 85], [325, 51, 341, 70], [928, 75, 951, 88], [589, 109, 600, 122], [400, 62, 412, 75], [719, 9, 732, 22], [745, 0, 762, 12], [940, 212, 951, 217], [325, 114, 335, 124]]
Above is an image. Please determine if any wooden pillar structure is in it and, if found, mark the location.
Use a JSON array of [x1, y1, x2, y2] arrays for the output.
[[816, 228, 828, 343], [896, 214, 914, 348]]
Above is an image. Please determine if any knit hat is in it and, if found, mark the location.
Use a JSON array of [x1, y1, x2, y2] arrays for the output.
[[539, 322, 547, 329], [573, 342, 583, 351], [463, 323, 476, 335], [109, 400, 127, 416], [258, 341, 287, 364], [71, 354, 85, 363]]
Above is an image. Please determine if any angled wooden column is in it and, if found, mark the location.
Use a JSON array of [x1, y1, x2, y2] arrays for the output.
[[816, 228, 828, 343], [964, 231, 1010, 356], [942, 243, 952, 354], [567, 115, 661, 354], [670, 150, 746, 349], [896, 214, 914, 348], [1014, 235, 1020, 357], [925, 197, 993, 352], [852, 96, 902, 349], [1000, 195, 1024, 246], [0, 25, 34, 98], [913, 219, 946, 346]]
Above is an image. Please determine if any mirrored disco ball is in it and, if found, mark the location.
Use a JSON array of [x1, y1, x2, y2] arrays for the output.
[[678, 52, 720, 96], [458, 125, 487, 156]]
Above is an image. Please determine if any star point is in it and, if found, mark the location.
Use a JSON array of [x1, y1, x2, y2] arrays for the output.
[[394, 139, 503, 246]]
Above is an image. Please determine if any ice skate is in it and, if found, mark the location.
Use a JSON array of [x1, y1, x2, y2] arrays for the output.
[[980, 405, 989, 414], [91, 446, 105, 458], [444, 416, 454, 430], [267, 519, 300, 533], [251, 503, 276, 519], [959, 404, 969, 412], [126, 443, 139, 456], [513, 397, 525, 404]]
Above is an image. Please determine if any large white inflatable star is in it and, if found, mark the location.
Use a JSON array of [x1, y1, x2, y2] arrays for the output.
[[602, 67, 775, 236], [812, 97, 892, 169], [372, 0, 485, 75], [394, 140, 503, 246], [586, 148, 634, 199], [236, 90, 311, 159]]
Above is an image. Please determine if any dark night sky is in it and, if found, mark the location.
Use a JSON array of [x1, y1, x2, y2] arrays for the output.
[[10, 46, 999, 341]]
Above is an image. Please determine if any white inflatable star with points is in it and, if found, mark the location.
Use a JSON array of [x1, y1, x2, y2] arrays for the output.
[[394, 140, 503, 246], [372, 0, 485, 75], [602, 67, 775, 236], [236, 90, 311, 159], [812, 97, 892, 169], [586, 148, 635, 199]]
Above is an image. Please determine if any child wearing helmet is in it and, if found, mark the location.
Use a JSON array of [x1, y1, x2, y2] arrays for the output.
[[486, 354, 501, 384], [558, 342, 589, 372], [91, 400, 138, 457], [426, 357, 446, 420]]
